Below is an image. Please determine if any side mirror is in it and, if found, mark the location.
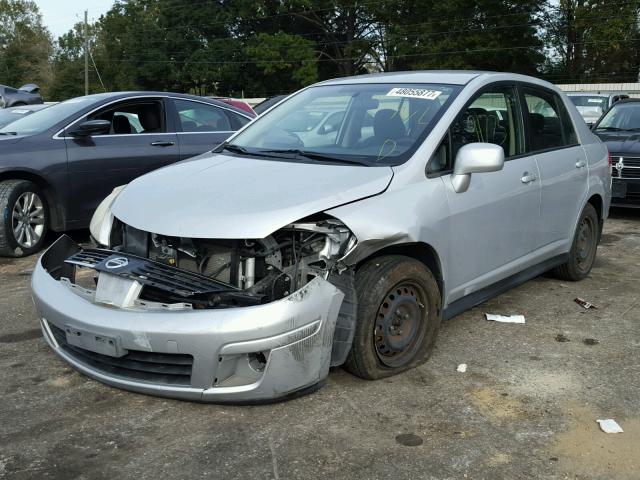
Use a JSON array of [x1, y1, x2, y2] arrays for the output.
[[68, 119, 111, 137], [319, 123, 336, 135], [451, 143, 504, 193]]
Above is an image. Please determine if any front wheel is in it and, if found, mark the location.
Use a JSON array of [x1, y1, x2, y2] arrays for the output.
[[0, 180, 49, 257], [344, 255, 442, 380], [552, 203, 599, 281]]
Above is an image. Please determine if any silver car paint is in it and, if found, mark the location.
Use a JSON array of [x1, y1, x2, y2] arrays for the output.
[[34, 257, 344, 402], [329, 72, 610, 306], [111, 153, 393, 239], [32, 71, 611, 402]]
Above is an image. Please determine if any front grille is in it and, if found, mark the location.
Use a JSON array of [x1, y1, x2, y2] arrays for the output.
[[64, 248, 262, 307], [48, 323, 193, 386], [621, 168, 640, 179], [612, 156, 640, 179], [66, 248, 243, 297], [622, 156, 640, 167]]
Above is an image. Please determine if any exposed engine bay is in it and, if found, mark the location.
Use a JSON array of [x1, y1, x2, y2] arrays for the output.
[[77, 215, 356, 309]]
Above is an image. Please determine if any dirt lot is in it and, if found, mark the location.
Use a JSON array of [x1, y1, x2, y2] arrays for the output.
[[1, 210, 639, 480]]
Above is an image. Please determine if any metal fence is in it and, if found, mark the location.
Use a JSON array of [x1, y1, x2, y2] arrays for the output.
[[557, 83, 640, 98]]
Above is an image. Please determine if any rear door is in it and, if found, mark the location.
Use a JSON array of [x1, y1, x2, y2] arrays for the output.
[[171, 98, 251, 160], [64, 97, 180, 224], [520, 86, 587, 248], [433, 85, 542, 300]]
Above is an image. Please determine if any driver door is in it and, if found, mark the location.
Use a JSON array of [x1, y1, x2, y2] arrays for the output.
[[434, 85, 542, 302], [64, 97, 180, 225]]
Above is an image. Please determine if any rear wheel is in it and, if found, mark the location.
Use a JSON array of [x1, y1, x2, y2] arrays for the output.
[[0, 180, 48, 257], [344, 255, 442, 379], [553, 203, 599, 281]]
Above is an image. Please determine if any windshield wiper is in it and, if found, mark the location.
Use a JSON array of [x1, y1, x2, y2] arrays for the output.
[[0, 131, 17, 136], [257, 149, 368, 166], [221, 143, 250, 155], [595, 126, 624, 131]]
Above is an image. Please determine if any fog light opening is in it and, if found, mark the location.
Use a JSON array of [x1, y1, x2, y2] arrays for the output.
[[248, 352, 267, 372]]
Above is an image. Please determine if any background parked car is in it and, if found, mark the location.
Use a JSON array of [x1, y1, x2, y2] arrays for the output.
[[0, 84, 43, 108], [253, 94, 289, 115], [207, 97, 256, 117], [0, 92, 253, 257], [567, 92, 629, 125], [592, 98, 640, 207], [0, 104, 52, 128]]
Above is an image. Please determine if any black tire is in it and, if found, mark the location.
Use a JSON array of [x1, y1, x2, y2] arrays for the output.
[[343, 255, 442, 380], [553, 203, 599, 281], [0, 180, 49, 257]]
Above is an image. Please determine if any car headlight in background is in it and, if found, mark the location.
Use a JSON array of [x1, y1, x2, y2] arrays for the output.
[[89, 185, 127, 247]]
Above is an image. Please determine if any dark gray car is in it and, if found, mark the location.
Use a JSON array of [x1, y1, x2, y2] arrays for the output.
[[0, 92, 252, 257], [0, 84, 43, 108]]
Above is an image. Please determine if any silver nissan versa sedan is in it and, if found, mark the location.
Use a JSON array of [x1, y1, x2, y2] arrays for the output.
[[32, 71, 611, 403]]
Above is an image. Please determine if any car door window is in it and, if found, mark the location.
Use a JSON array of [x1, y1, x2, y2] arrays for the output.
[[174, 100, 236, 132], [89, 100, 165, 135], [454, 87, 523, 162], [523, 88, 577, 152]]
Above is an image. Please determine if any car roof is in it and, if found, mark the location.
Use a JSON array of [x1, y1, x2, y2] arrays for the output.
[[316, 71, 484, 86], [613, 98, 640, 104], [566, 92, 625, 97], [70, 91, 253, 118], [314, 70, 563, 90]]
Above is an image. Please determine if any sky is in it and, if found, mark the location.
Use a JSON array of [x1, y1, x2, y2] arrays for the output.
[[35, 0, 114, 40]]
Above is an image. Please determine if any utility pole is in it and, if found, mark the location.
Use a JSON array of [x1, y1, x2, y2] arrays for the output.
[[84, 10, 89, 96]]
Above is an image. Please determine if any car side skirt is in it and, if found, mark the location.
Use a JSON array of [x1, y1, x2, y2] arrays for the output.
[[442, 253, 568, 320]]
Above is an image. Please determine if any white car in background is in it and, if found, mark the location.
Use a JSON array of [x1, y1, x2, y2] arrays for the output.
[[567, 92, 629, 125]]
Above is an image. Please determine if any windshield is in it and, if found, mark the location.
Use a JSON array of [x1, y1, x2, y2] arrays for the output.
[[0, 108, 34, 128], [569, 96, 608, 109], [0, 97, 94, 135], [228, 83, 460, 166], [595, 102, 640, 131]]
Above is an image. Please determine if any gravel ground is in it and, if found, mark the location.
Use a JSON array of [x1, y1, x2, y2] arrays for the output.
[[1, 210, 639, 480]]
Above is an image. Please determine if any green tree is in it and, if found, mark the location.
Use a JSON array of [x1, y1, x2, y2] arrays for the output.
[[0, 0, 52, 94], [381, 0, 545, 74], [48, 22, 103, 101], [544, 0, 640, 83], [245, 32, 318, 92]]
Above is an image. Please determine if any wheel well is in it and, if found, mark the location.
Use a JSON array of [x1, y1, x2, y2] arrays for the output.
[[587, 194, 604, 238], [0, 171, 65, 231], [587, 194, 603, 221], [356, 242, 445, 302]]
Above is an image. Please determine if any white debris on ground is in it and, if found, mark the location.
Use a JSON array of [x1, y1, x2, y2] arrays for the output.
[[456, 364, 467, 373], [485, 314, 526, 324], [596, 419, 624, 433]]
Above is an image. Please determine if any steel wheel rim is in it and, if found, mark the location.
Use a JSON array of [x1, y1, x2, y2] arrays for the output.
[[12, 192, 45, 248], [575, 215, 596, 272], [374, 281, 428, 368]]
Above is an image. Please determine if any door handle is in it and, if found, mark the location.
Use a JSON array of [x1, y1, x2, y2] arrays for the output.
[[150, 141, 175, 147], [521, 172, 537, 184], [575, 161, 586, 168]]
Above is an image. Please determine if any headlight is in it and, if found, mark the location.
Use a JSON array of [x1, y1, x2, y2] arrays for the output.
[[89, 185, 126, 246]]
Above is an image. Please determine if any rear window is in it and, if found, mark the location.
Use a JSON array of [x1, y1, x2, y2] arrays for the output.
[[523, 88, 577, 152]]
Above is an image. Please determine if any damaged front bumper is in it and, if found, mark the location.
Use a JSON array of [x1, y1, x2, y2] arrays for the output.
[[31, 236, 344, 402]]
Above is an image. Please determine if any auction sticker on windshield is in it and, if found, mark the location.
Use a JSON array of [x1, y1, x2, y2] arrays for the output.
[[387, 88, 442, 100]]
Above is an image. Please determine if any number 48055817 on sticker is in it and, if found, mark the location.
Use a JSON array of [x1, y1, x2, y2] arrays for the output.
[[387, 87, 442, 100]]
